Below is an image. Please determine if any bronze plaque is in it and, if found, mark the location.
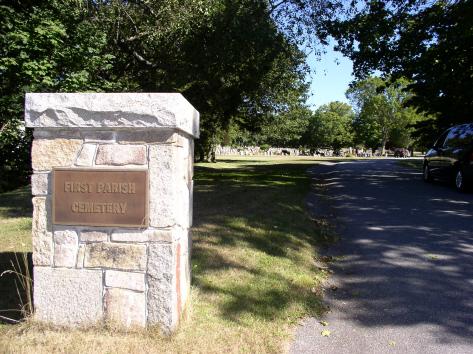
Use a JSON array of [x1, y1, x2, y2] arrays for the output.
[[53, 169, 148, 228]]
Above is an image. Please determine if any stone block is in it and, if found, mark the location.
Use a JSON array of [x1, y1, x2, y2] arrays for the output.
[[32, 231, 52, 266], [111, 230, 149, 243], [31, 173, 49, 195], [104, 288, 146, 328], [188, 230, 193, 259], [32, 197, 51, 233], [80, 230, 108, 243], [75, 143, 97, 166], [149, 145, 177, 227], [32, 138, 82, 171], [25, 93, 200, 138], [187, 140, 194, 186], [34, 267, 103, 326], [178, 142, 192, 228], [82, 131, 115, 142], [190, 141, 194, 178], [105, 270, 145, 291], [54, 230, 78, 268], [179, 237, 191, 309], [117, 130, 176, 144], [95, 144, 147, 166], [32, 197, 52, 265], [189, 181, 194, 227], [147, 243, 177, 331], [33, 129, 81, 139], [84, 242, 146, 271], [179, 139, 190, 188], [147, 228, 174, 243], [175, 135, 186, 147], [110, 229, 182, 243], [176, 179, 191, 228], [76, 244, 85, 268]]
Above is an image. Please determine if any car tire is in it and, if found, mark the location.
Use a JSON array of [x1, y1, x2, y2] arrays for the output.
[[423, 164, 432, 182], [455, 168, 468, 192]]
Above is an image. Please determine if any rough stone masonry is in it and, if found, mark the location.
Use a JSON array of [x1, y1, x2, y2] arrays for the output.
[[25, 93, 199, 333]]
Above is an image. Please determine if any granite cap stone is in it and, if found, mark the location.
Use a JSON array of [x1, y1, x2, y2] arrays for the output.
[[25, 93, 200, 138]]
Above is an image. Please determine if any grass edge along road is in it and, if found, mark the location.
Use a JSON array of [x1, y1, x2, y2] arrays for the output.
[[0, 157, 333, 353], [396, 158, 423, 170]]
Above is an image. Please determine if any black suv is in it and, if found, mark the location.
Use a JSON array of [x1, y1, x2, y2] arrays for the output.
[[423, 123, 473, 192]]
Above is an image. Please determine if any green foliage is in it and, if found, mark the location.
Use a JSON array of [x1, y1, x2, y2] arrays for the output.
[[0, 1, 123, 191], [92, 0, 314, 160], [329, 0, 473, 136], [266, 0, 342, 49], [347, 77, 427, 150], [223, 123, 258, 147], [260, 144, 270, 151], [259, 106, 312, 148], [1, 0, 318, 173], [222, 95, 312, 150], [304, 101, 354, 150]]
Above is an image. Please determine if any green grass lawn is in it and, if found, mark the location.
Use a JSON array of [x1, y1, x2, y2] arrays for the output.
[[0, 157, 331, 353], [0, 186, 32, 253], [0, 186, 33, 325]]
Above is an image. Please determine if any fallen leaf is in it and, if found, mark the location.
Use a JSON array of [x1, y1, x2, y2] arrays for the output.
[[321, 330, 331, 337]]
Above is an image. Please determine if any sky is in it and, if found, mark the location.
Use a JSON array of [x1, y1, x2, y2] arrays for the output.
[[306, 40, 354, 109]]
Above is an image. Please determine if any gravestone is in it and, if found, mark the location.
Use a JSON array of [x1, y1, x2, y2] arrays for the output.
[[25, 93, 199, 332]]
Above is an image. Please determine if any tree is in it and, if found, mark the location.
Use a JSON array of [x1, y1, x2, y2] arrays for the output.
[[1, 0, 326, 174], [305, 101, 354, 150], [1, 0, 354, 179], [0, 1, 120, 190], [329, 0, 473, 138], [220, 102, 312, 149], [259, 106, 312, 148], [347, 76, 427, 151]]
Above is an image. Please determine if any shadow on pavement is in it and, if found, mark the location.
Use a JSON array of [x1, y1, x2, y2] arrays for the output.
[[309, 160, 473, 344]]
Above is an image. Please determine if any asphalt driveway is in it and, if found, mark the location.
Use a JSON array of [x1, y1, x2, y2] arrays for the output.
[[291, 159, 473, 354]]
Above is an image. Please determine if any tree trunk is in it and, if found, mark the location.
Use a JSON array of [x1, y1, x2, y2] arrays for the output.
[[381, 128, 389, 155]]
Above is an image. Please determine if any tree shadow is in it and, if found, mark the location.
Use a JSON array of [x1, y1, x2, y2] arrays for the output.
[[194, 163, 323, 255], [0, 252, 33, 324], [309, 160, 473, 343], [0, 186, 32, 219], [191, 161, 327, 322]]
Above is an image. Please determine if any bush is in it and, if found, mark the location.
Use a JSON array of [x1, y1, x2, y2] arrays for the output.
[[260, 144, 270, 151]]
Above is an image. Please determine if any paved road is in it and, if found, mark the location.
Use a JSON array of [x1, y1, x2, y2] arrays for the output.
[[291, 159, 473, 354]]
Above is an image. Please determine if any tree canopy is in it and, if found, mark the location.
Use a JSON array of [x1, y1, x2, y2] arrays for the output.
[[1, 1, 119, 188], [304, 101, 354, 150], [1, 0, 329, 188], [347, 76, 428, 151], [329, 0, 473, 135], [3, 0, 470, 188]]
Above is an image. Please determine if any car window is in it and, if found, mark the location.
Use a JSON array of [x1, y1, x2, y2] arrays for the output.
[[434, 130, 449, 148], [443, 124, 473, 149]]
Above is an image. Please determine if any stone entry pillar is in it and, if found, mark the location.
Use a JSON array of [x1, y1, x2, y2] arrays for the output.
[[25, 93, 199, 332]]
